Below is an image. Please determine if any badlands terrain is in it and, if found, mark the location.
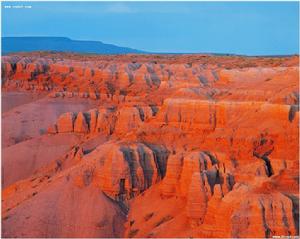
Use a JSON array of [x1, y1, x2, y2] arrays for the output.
[[1, 52, 299, 238]]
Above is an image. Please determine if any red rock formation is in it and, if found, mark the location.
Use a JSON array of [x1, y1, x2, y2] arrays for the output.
[[1, 52, 299, 238], [56, 112, 76, 133], [74, 112, 89, 133], [88, 109, 98, 132], [161, 153, 184, 197], [186, 172, 207, 227]]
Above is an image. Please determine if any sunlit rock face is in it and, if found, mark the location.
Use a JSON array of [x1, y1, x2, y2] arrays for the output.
[[2, 52, 299, 238]]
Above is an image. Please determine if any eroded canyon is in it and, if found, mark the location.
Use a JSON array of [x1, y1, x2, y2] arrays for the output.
[[1, 52, 299, 238]]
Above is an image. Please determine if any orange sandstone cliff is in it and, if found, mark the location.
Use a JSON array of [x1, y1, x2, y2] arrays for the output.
[[1, 52, 299, 238]]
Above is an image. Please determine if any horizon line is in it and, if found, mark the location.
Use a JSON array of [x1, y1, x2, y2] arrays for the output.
[[2, 35, 299, 57]]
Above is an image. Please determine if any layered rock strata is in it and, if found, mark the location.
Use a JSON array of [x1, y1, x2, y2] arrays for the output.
[[2, 53, 299, 238]]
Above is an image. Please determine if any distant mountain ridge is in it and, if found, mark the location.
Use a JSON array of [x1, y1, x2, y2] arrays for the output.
[[2, 37, 145, 55]]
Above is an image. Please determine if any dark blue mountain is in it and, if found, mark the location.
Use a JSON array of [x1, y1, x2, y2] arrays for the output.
[[2, 37, 145, 55]]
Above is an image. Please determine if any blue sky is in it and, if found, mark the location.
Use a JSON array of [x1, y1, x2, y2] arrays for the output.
[[2, 1, 299, 55]]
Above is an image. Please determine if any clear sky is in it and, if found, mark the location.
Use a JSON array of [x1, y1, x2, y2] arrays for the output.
[[2, 1, 299, 55]]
